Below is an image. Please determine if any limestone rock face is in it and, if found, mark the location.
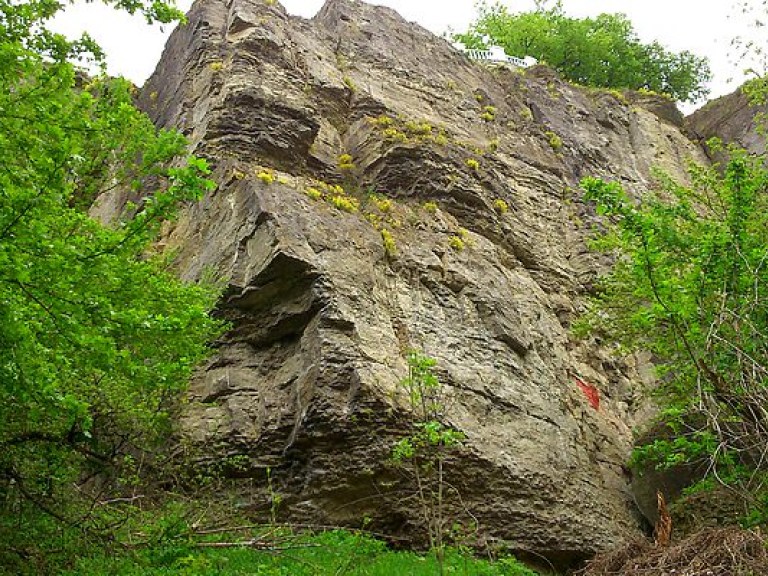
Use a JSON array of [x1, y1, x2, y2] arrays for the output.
[[687, 87, 766, 155], [118, 0, 710, 566]]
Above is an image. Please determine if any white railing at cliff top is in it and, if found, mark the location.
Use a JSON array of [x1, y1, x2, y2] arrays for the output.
[[453, 42, 537, 68]]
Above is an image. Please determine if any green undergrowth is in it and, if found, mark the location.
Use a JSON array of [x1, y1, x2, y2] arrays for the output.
[[62, 529, 538, 576]]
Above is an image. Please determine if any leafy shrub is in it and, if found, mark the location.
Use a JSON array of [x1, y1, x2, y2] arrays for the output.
[[372, 114, 393, 127], [605, 88, 628, 104], [374, 197, 393, 213], [637, 86, 672, 100], [434, 133, 449, 146], [404, 120, 433, 136], [392, 352, 466, 573], [577, 146, 768, 515]]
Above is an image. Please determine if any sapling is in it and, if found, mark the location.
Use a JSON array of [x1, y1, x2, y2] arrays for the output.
[[392, 351, 465, 576]]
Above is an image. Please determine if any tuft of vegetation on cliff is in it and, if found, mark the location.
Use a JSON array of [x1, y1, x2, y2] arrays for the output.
[[456, 0, 711, 103]]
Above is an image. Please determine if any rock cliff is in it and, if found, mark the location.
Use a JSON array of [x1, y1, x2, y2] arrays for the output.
[[96, 0, 713, 567], [687, 84, 767, 159]]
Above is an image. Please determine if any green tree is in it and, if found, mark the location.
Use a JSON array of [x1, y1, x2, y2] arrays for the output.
[[577, 143, 768, 516], [392, 352, 465, 576], [0, 0, 223, 568], [456, 1, 711, 103]]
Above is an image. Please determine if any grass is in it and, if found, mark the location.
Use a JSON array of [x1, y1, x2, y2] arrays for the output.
[[62, 530, 538, 575]]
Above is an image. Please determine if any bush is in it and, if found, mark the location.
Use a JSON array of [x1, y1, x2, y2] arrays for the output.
[[481, 105, 497, 122], [577, 145, 768, 516], [306, 186, 323, 200]]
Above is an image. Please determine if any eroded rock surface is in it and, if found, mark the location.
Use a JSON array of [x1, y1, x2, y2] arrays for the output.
[[104, 0, 713, 566], [687, 86, 766, 155]]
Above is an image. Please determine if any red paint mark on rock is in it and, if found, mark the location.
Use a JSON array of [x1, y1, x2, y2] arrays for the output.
[[574, 377, 600, 410]]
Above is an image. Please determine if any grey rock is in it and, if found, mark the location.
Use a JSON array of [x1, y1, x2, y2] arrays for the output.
[[99, 0, 716, 567], [687, 86, 766, 156]]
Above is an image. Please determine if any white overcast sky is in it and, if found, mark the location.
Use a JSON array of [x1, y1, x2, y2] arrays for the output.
[[51, 0, 767, 112]]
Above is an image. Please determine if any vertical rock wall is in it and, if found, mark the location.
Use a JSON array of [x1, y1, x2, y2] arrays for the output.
[[98, 0, 712, 565]]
